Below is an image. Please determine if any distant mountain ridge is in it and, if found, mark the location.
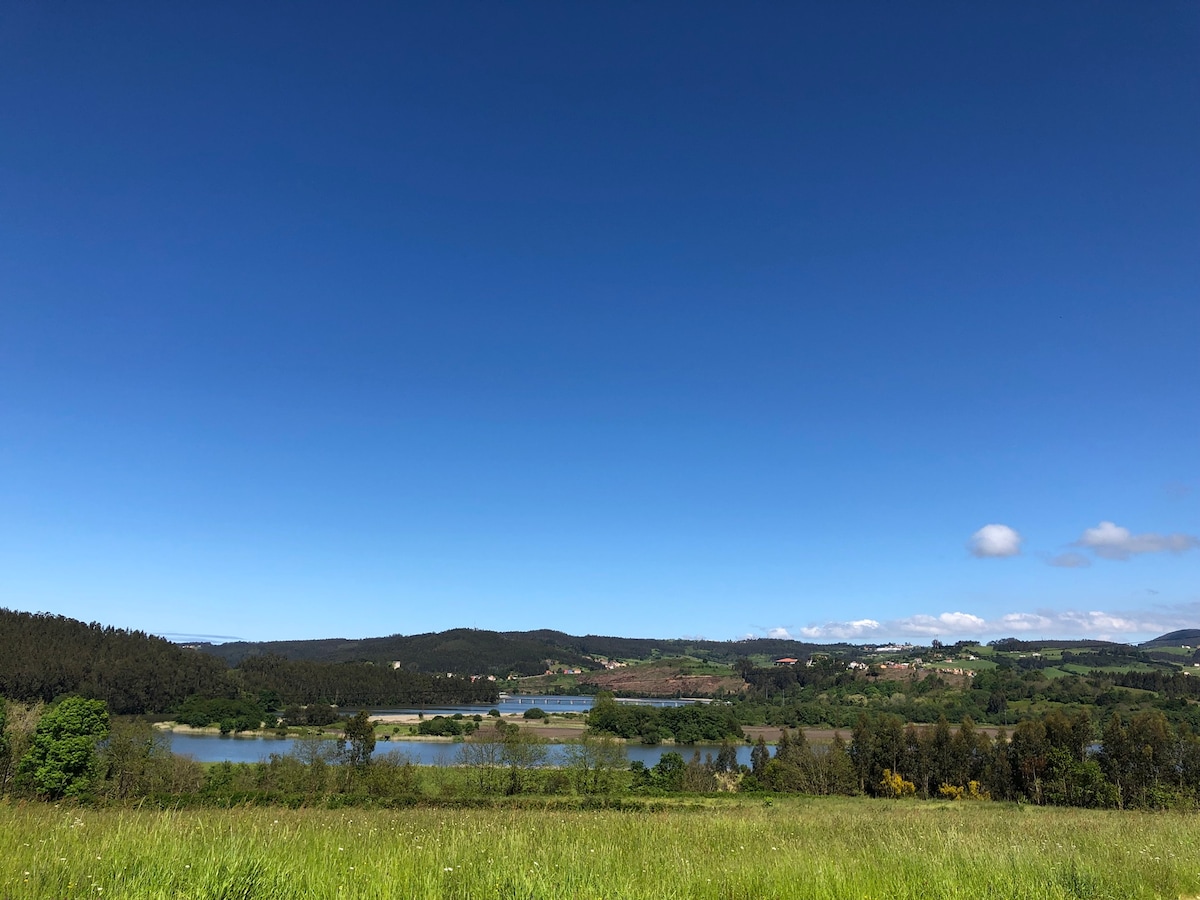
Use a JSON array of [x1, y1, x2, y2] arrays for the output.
[[1141, 629, 1200, 648], [194, 627, 1200, 676], [191, 628, 855, 676]]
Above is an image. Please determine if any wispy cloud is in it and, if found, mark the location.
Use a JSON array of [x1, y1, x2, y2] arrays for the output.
[[156, 632, 245, 643], [1075, 521, 1199, 561], [969, 524, 1022, 558], [799, 619, 881, 640], [1045, 551, 1092, 568]]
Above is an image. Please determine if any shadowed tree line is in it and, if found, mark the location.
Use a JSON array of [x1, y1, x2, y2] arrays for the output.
[[0, 610, 497, 715], [746, 710, 1200, 809]]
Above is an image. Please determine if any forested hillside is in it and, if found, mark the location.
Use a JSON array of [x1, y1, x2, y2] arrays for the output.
[[196, 628, 853, 675], [199, 628, 596, 675], [0, 609, 496, 713], [0, 610, 228, 714]]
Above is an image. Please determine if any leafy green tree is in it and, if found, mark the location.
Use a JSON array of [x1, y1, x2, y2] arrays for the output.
[[461, 721, 515, 793], [339, 710, 376, 768], [1125, 710, 1173, 807], [98, 718, 161, 801], [565, 735, 626, 794], [683, 750, 717, 792], [16, 697, 110, 799], [416, 715, 463, 736], [501, 729, 548, 795]]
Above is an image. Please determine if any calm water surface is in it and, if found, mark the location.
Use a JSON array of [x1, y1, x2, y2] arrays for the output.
[[354, 694, 696, 718], [165, 732, 754, 768], [165, 695, 743, 766]]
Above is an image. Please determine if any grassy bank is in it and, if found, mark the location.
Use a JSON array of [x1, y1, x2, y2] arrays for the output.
[[2, 798, 1198, 899]]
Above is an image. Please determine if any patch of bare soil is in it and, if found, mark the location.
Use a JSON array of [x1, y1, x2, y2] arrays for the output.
[[579, 666, 745, 697]]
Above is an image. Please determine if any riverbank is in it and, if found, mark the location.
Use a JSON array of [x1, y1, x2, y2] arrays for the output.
[[155, 719, 857, 745]]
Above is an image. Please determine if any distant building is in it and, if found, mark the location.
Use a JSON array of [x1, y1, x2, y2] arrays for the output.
[[774, 657, 799, 666]]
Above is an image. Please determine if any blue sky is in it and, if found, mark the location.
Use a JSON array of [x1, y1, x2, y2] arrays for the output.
[[2, 2, 1197, 644]]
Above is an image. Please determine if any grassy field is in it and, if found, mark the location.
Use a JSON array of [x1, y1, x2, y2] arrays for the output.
[[2, 798, 1199, 899]]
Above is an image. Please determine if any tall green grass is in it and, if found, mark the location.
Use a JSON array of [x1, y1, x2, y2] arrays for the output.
[[1, 797, 1197, 899]]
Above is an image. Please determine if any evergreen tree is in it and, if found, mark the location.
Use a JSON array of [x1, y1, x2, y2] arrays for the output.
[[750, 736, 770, 777], [928, 715, 954, 790], [849, 714, 873, 794]]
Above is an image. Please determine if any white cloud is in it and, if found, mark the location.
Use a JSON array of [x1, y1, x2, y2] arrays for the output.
[[766, 626, 793, 640], [969, 524, 1022, 558], [1046, 551, 1092, 569], [1052, 610, 1147, 634], [999, 612, 1052, 631], [1076, 521, 1199, 561], [892, 612, 987, 636], [792, 605, 1200, 642], [799, 619, 881, 640]]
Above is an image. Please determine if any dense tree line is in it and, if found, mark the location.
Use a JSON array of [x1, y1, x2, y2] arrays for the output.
[[586, 694, 744, 744], [728, 659, 1200, 733], [7, 693, 1200, 810], [0, 610, 229, 713], [1103, 670, 1200, 699], [0, 610, 497, 714], [234, 654, 498, 707], [740, 710, 1200, 809], [175, 696, 274, 733]]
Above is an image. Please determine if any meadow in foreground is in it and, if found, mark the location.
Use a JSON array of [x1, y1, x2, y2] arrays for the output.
[[2, 797, 1199, 900]]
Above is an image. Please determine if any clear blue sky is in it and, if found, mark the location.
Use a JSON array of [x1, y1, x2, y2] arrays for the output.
[[2, 2, 1197, 644]]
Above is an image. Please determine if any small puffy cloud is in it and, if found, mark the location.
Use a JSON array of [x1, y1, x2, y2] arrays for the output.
[[969, 524, 1022, 558], [766, 626, 793, 640], [1076, 521, 1199, 561], [1046, 551, 1092, 569], [799, 619, 881, 640]]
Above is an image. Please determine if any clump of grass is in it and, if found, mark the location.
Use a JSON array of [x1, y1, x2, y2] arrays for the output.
[[0, 798, 1197, 898]]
